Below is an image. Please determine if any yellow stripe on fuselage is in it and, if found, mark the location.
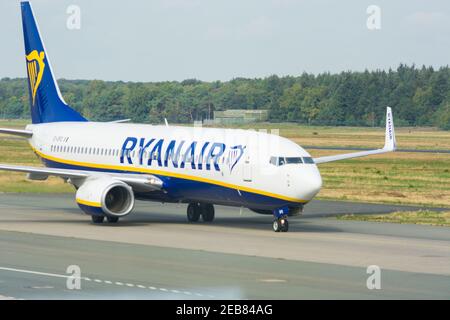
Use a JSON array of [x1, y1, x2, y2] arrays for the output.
[[76, 198, 101, 207], [31, 145, 307, 204]]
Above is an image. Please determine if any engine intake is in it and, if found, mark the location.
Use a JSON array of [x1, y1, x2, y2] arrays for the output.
[[76, 177, 135, 217]]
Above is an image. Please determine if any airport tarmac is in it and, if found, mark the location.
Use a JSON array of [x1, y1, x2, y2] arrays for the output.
[[0, 193, 449, 299]]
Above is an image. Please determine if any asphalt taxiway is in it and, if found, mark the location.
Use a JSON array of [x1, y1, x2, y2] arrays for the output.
[[0, 193, 449, 299]]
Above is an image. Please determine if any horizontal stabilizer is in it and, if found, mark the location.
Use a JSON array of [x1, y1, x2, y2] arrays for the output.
[[108, 119, 131, 123], [0, 128, 33, 138]]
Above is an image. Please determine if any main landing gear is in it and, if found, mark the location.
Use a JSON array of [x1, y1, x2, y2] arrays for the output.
[[187, 203, 215, 223], [91, 215, 119, 224], [272, 206, 290, 232]]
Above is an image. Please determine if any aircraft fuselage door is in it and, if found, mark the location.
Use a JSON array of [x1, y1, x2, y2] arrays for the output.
[[242, 156, 252, 182]]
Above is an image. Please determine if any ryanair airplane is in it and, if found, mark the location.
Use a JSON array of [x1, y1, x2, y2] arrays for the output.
[[0, 1, 396, 232]]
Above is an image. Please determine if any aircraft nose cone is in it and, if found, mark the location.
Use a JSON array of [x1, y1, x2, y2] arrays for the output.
[[302, 166, 322, 200]]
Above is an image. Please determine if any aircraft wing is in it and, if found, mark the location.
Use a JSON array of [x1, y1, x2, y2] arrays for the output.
[[313, 107, 396, 164], [0, 164, 163, 191]]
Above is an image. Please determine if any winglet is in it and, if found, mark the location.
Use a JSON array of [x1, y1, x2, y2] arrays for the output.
[[383, 107, 396, 151]]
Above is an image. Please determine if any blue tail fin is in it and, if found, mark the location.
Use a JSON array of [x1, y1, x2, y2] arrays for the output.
[[21, 1, 87, 124]]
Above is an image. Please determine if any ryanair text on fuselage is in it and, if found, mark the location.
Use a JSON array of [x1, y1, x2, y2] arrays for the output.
[[120, 137, 245, 172]]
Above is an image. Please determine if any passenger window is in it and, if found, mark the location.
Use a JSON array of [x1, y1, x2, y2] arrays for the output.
[[278, 157, 286, 166]]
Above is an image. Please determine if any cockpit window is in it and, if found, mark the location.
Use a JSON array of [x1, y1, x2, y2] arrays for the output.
[[270, 156, 277, 166], [270, 156, 315, 166], [286, 157, 303, 164], [303, 157, 315, 164]]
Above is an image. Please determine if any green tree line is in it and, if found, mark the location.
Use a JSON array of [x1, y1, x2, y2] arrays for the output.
[[1, 64, 449, 129]]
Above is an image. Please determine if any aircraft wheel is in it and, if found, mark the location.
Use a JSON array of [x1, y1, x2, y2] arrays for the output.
[[280, 219, 289, 232], [106, 216, 119, 223], [201, 204, 215, 222], [187, 203, 201, 222], [273, 218, 289, 232], [272, 219, 281, 232], [91, 215, 105, 224]]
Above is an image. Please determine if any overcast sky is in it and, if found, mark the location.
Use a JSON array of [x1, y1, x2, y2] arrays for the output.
[[1, 0, 449, 82]]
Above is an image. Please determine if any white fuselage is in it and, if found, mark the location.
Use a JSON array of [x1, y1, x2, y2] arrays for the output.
[[26, 122, 322, 211]]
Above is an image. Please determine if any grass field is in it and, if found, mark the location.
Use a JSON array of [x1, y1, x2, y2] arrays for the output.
[[0, 119, 449, 208], [337, 210, 450, 227], [219, 122, 450, 151]]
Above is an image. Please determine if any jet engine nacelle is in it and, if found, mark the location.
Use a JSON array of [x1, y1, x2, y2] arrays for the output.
[[76, 177, 135, 217]]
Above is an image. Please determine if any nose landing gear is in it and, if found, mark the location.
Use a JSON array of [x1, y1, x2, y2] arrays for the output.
[[272, 217, 289, 232], [273, 206, 290, 232]]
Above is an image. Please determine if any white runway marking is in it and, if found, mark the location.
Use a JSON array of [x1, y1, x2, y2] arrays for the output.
[[0, 294, 22, 300], [0, 267, 69, 279], [259, 279, 287, 283], [0, 266, 214, 298]]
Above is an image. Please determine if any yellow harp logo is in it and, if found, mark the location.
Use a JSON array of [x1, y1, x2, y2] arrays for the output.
[[26, 50, 45, 105]]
